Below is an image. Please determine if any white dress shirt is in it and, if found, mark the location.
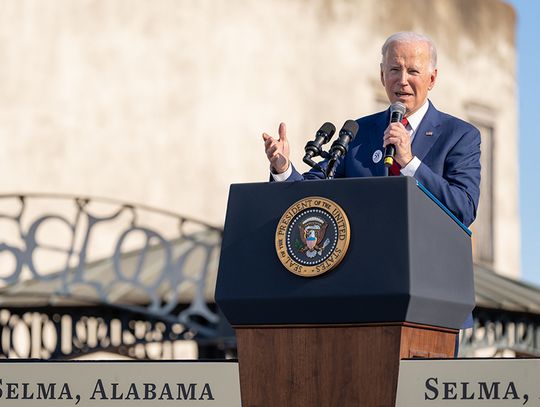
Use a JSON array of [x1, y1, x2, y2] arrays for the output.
[[398, 99, 429, 176]]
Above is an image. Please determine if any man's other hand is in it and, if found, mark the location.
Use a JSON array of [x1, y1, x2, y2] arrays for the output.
[[262, 122, 290, 174]]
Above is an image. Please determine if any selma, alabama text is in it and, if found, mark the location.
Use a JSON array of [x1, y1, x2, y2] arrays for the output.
[[0, 379, 214, 402], [425, 378, 529, 403]]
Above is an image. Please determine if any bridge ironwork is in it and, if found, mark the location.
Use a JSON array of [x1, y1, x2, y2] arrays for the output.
[[0, 194, 230, 359]]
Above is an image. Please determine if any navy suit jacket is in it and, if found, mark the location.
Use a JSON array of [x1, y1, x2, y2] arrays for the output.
[[287, 101, 481, 227]]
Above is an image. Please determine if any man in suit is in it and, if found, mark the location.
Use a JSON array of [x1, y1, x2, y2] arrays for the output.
[[262, 31, 481, 228]]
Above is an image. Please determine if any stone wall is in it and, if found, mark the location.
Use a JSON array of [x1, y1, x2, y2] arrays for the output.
[[0, 0, 519, 276]]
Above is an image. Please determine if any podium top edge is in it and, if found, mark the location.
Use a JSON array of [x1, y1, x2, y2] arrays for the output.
[[229, 177, 472, 236], [415, 180, 472, 236]]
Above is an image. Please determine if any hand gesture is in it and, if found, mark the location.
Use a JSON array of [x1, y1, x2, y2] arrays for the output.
[[262, 122, 290, 174]]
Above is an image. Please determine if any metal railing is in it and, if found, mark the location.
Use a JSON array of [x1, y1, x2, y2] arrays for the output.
[[0, 194, 227, 359]]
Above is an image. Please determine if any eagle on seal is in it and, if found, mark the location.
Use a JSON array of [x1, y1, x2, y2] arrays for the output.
[[299, 217, 328, 258]]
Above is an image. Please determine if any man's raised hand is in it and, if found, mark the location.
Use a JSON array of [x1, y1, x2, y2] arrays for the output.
[[262, 122, 290, 174]]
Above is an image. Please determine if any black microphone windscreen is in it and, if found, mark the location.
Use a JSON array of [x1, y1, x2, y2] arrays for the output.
[[390, 102, 406, 117], [319, 122, 336, 137], [341, 120, 359, 140]]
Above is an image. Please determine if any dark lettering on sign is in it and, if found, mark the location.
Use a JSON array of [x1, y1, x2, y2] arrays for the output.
[[144, 383, 156, 400], [479, 381, 500, 400], [125, 383, 140, 400], [200, 383, 214, 400], [88, 379, 214, 401], [159, 383, 173, 400], [503, 382, 520, 400], [424, 377, 523, 402], [424, 377, 438, 400], [444, 382, 457, 400], [38, 383, 59, 400], [178, 383, 196, 400], [0, 379, 74, 401], [461, 382, 475, 400], [90, 379, 107, 400]]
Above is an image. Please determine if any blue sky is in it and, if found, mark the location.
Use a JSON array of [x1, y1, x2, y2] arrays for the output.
[[505, 0, 540, 285]]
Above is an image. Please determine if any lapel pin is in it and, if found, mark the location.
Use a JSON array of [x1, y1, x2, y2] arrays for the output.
[[425, 131, 433, 136], [372, 150, 383, 163]]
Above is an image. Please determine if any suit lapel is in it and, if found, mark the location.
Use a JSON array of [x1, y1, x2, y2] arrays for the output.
[[411, 101, 442, 161]]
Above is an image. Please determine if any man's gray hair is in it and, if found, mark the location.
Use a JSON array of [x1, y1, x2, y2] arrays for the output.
[[381, 32, 437, 71]]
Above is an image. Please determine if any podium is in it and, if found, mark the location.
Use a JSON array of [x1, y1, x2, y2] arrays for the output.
[[216, 177, 474, 407]]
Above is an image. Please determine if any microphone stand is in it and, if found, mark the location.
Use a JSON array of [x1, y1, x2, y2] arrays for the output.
[[303, 151, 332, 179], [326, 157, 338, 179]]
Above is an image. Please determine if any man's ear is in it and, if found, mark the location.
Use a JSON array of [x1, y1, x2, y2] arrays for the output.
[[428, 68, 438, 90], [380, 63, 385, 86]]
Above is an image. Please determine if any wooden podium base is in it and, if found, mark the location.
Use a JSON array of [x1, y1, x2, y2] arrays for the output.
[[235, 323, 457, 407]]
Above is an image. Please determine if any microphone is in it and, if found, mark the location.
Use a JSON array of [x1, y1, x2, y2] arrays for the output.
[[326, 120, 359, 179], [383, 102, 407, 168], [303, 122, 336, 166]]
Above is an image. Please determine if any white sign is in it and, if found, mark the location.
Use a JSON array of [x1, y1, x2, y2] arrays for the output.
[[396, 359, 540, 406], [0, 361, 241, 406]]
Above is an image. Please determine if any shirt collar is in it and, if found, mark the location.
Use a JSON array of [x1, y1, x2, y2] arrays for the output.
[[404, 100, 429, 132]]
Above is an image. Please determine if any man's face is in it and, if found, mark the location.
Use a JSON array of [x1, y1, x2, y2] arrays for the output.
[[380, 41, 437, 115]]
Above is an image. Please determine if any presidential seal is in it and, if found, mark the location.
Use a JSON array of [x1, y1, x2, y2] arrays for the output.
[[275, 196, 350, 277]]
